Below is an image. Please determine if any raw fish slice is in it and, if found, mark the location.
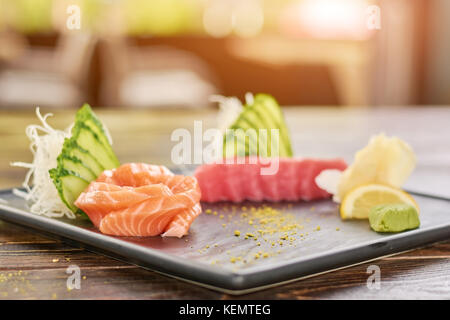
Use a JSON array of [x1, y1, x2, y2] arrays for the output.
[[165, 175, 202, 203], [258, 160, 281, 201], [75, 182, 172, 228], [242, 162, 264, 202], [300, 159, 340, 201], [102, 164, 200, 203], [272, 159, 296, 201], [297, 159, 315, 200], [96, 163, 173, 187], [162, 203, 202, 238], [87, 182, 122, 192], [96, 169, 117, 184], [195, 163, 226, 202], [114, 163, 173, 187], [75, 163, 202, 237], [222, 163, 245, 202], [194, 157, 347, 203], [99, 195, 189, 236]]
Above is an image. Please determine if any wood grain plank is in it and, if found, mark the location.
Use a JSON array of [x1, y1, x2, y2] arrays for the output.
[[383, 242, 450, 259], [0, 218, 449, 299], [0, 246, 132, 271], [1, 108, 449, 299], [0, 266, 221, 300], [1, 253, 449, 299], [0, 221, 60, 243], [232, 256, 450, 299]]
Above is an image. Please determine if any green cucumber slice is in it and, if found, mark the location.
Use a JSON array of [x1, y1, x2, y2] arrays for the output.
[[75, 104, 118, 163], [61, 138, 105, 176], [50, 104, 120, 214], [223, 93, 293, 157], [49, 168, 89, 213], [71, 123, 119, 170], [57, 154, 97, 182], [254, 94, 293, 156], [223, 126, 258, 157]]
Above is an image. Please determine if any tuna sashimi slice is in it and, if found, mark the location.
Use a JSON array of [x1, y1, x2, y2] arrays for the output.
[[194, 157, 347, 203]]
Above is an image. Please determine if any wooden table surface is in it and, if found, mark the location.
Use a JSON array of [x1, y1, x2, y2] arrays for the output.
[[0, 107, 449, 299]]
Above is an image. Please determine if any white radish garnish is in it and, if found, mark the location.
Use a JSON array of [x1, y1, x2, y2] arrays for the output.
[[315, 169, 343, 202], [316, 133, 416, 203], [210, 94, 245, 133], [11, 108, 75, 219]]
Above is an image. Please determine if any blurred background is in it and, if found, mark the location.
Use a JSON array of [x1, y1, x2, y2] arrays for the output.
[[0, 0, 448, 109]]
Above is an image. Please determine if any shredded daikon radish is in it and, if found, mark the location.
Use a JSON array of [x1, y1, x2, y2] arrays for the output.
[[210, 94, 246, 132], [11, 108, 75, 219], [244, 92, 254, 105]]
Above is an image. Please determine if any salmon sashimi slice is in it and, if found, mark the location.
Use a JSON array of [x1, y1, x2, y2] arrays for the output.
[[99, 194, 189, 236], [194, 157, 347, 203], [97, 163, 173, 187], [75, 163, 202, 237], [74, 182, 172, 228], [162, 203, 202, 238]]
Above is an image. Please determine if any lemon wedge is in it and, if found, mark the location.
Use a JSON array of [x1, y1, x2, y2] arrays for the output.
[[336, 133, 416, 202], [340, 184, 419, 220]]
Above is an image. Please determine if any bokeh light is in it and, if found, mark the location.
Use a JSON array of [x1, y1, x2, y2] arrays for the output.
[[280, 0, 371, 40], [203, 0, 233, 37], [203, 0, 264, 38], [233, 0, 264, 38]]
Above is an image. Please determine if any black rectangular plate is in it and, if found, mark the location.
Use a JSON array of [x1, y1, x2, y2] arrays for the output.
[[0, 189, 449, 294]]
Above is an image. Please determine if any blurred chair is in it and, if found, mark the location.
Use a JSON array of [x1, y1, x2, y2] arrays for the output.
[[100, 37, 219, 108], [0, 31, 27, 66], [228, 36, 372, 107], [0, 32, 96, 109]]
